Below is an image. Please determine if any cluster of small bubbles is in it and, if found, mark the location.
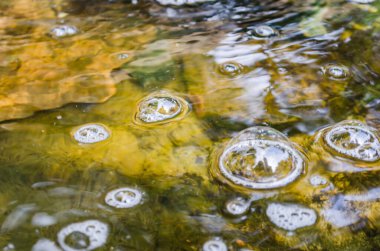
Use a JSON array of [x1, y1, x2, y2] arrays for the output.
[[105, 187, 143, 209], [309, 175, 328, 187], [321, 64, 350, 81], [217, 126, 305, 190], [249, 25, 278, 39], [322, 120, 380, 162], [202, 238, 228, 251], [266, 203, 317, 231], [50, 25, 78, 38], [135, 92, 189, 125], [156, 0, 214, 6], [73, 124, 110, 144], [224, 197, 251, 216], [57, 220, 108, 251]]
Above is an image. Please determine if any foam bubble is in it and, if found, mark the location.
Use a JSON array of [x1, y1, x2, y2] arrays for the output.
[[250, 25, 278, 38], [321, 64, 350, 81], [202, 238, 228, 251], [57, 220, 108, 251], [322, 120, 380, 162], [32, 239, 61, 251], [349, 0, 374, 3], [309, 175, 328, 187], [73, 124, 110, 144], [266, 203, 317, 231], [217, 127, 305, 190], [105, 187, 143, 209], [224, 197, 250, 216], [156, 0, 214, 6], [50, 25, 78, 38], [135, 92, 189, 125]]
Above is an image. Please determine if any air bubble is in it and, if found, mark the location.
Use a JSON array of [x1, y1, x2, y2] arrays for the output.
[[250, 25, 278, 38], [215, 126, 305, 190], [135, 92, 189, 125], [224, 197, 250, 216], [322, 120, 380, 162], [266, 203, 317, 231], [218, 62, 243, 76], [57, 220, 108, 251], [349, 0, 374, 3], [202, 238, 228, 251], [73, 124, 110, 144], [50, 25, 78, 38], [321, 64, 350, 81], [309, 175, 328, 187], [105, 187, 143, 209]]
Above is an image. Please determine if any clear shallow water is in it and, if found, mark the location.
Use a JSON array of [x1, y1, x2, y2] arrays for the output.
[[1, 0, 380, 250]]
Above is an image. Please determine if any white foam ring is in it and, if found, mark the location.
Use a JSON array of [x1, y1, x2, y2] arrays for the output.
[[57, 220, 109, 251], [219, 139, 304, 189], [105, 187, 143, 209], [202, 238, 228, 251], [225, 197, 250, 216], [324, 123, 380, 162], [73, 124, 110, 144], [266, 203, 317, 231]]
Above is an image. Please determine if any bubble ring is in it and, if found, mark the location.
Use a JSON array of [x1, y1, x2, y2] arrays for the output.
[[57, 220, 108, 251], [324, 125, 380, 162], [218, 139, 304, 189], [322, 64, 350, 81], [105, 187, 143, 209]]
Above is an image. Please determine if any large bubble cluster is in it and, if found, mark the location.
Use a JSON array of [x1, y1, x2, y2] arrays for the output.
[[135, 92, 190, 125], [321, 120, 380, 162], [266, 203, 317, 231], [216, 127, 305, 190], [57, 220, 109, 251], [73, 124, 110, 144], [105, 187, 143, 209]]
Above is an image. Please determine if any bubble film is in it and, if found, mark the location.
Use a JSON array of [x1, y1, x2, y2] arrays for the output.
[[217, 127, 305, 190], [73, 124, 110, 144], [135, 92, 189, 125]]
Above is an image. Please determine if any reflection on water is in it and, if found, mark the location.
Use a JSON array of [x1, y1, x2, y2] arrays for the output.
[[1, 0, 380, 250]]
